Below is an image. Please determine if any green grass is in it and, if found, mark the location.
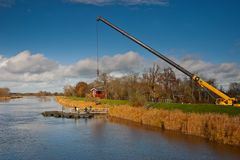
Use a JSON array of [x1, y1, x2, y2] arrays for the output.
[[99, 99, 129, 105], [64, 96, 240, 116], [148, 102, 240, 116], [64, 96, 85, 101], [64, 96, 128, 105], [99, 99, 240, 116]]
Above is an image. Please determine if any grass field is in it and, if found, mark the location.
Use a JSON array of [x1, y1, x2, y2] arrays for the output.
[[147, 102, 240, 116], [64, 96, 240, 116], [64, 96, 85, 101]]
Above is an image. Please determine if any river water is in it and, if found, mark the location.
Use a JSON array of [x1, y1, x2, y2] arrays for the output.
[[1, 97, 240, 160]]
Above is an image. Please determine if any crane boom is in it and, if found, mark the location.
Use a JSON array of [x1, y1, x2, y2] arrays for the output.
[[97, 16, 193, 78], [97, 16, 240, 107]]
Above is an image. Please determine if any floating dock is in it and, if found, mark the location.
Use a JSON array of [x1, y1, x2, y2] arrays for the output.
[[42, 111, 93, 119], [42, 108, 108, 119]]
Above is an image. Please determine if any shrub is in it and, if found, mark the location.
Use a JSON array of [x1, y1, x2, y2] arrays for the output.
[[75, 82, 88, 97], [129, 92, 147, 107], [0, 88, 10, 97]]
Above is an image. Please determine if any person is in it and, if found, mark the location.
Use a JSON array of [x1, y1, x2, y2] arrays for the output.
[[84, 107, 88, 113], [89, 106, 92, 112]]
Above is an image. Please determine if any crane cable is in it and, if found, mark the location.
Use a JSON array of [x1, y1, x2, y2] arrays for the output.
[[202, 86, 217, 99], [96, 21, 100, 79]]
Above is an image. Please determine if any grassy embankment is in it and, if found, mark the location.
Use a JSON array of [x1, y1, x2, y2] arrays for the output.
[[56, 96, 240, 146], [59, 96, 240, 116]]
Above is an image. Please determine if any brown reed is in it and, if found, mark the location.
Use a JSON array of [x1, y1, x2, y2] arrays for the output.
[[56, 96, 240, 146]]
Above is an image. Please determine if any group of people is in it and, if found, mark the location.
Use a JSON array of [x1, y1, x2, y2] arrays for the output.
[[74, 106, 92, 113]]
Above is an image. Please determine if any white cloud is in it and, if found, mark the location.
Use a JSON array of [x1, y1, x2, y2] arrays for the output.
[[66, 0, 168, 6], [0, 50, 143, 92], [2, 50, 58, 74], [0, 50, 239, 92], [0, 0, 15, 7], [171, 57, 240, 88], [101, 51, 143, 72]]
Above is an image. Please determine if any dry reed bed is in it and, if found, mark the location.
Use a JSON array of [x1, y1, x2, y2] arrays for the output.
[[109, 106, 240, 146], [55, 96, 107, 108], [56, 96, 240, 146]]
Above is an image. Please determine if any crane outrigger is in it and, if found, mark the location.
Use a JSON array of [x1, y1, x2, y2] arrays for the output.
[[97, 16, 240, 107]]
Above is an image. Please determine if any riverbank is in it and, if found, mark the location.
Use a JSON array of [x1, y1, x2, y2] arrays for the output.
[[0, 96, 22, 100], [56, 96, 240, 146]]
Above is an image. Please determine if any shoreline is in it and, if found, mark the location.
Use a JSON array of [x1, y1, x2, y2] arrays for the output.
[[56, 96, 240, 146], [0, 96, 22, 100]]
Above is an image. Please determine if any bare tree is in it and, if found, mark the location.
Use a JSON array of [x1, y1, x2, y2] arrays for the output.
[[142, 64, 161, 101], [64, 85, 75, 96], [228, 82, 240, 97], [0, 88, 10, 97], [99, 73, 109, 98], [159, 67, 177, 99]]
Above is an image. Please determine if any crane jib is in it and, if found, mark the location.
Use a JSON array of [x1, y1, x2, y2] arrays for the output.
[[96, 16, 240, 106], [97, 16, 193, 78]]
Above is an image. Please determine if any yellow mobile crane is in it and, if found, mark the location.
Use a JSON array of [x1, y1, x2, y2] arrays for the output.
[[97, 16, 240, 107]]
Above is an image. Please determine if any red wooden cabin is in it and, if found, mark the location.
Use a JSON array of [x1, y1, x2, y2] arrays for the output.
[[90, 88, 105, 99]]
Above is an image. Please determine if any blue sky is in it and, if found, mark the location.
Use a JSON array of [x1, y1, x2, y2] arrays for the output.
[[0, 0, 240, 92]]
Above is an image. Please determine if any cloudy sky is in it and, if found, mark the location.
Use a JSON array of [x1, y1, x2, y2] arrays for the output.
[[0, 0, 240, 92]]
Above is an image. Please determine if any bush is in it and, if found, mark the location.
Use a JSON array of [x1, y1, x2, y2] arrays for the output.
[[75, 82, 88, 97], [129, 92, 147, 107], [0, 88, 10, 97]]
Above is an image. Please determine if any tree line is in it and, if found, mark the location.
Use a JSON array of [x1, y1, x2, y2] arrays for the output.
[[0, 88, 63, 97], [64, 64, 240, 104]]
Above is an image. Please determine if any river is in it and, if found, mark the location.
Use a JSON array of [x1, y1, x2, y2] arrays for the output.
[[1, 97, 240, 160]]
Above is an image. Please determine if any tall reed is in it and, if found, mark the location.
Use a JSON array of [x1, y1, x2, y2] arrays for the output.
[[56, 96, 240, 146], [109, 106, 240, 146]]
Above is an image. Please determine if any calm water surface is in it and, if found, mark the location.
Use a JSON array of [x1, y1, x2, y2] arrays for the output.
[[1, 97, 240, 160]]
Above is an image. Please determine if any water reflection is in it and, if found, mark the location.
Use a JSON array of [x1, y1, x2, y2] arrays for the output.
[[0, 98, 10, 103], [108, 117, 240, 159], [1, 97, 240, 160], [36, 96, 52, 102]]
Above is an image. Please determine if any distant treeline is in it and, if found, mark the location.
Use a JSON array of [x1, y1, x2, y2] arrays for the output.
[[13, 91, 64, 96], [64, 64, 240, 104], [0, 88, 63, 97]]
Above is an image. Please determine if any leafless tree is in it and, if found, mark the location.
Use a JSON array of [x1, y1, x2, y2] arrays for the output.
[[64, 85, 75, 96], [142, 64, 161, 101], [228, 82, 240, 97], [0, 88, 10, 97]]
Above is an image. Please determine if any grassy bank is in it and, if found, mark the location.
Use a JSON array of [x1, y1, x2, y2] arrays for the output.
[[0, 96, 22, 100], [62, 96, 240, 116], [56, 96, 240, 146], [109, 106, 240, 146], [148, 102, 240, 116], [56, 96, 97, 108], [63, 96, 129, 105]]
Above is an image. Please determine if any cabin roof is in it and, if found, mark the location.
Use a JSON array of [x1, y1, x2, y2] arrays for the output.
[[90, 87, 104, 92]]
